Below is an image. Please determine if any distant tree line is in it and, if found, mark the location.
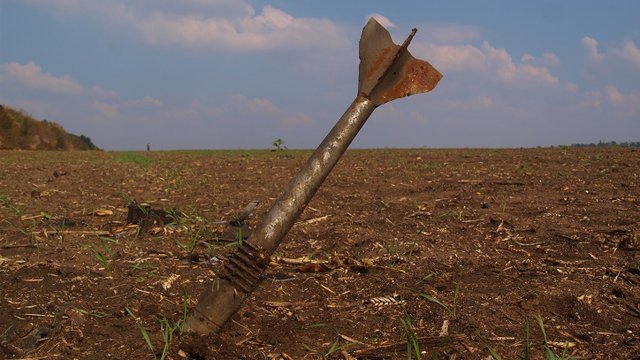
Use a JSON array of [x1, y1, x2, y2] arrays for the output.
[[569, 141, 640, 148]]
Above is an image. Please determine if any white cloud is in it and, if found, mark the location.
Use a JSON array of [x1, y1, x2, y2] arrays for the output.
[[442, 95, 496, 112], [413, 41, 558, 87], [579, 85, 640, 117], [582, 36, 640, 71], [94, 102, 119, 118], [141, 6, 347, 51], [618, 40, 640, 70], [522, 53, 560, 67], [24, 0, 253, 19], [481, 42, 558, 86], [409, 111, 428, 124], [423, 24, 480, 44], [366, 14, 395, 29], [479, 95, 494, 107], [603, 86, 640, 116], [24, 1, 348, 52], [224, 95, 313, 127], [230, 95, 280, 115], [282, 113, 313, 126], [582, 36, 603, 64], [91, 86, 117, 99], [1, 61, 83, 94], [135, 95, 162, 106], [134, 0, 255, 18], [605, 86, 623, 105], [564, 81, 577, 92], [580, 90, 602, 109], [414, 43, 486, 72]]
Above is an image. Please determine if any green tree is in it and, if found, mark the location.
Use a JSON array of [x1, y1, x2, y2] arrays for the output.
[[271, 138, 287, 151]]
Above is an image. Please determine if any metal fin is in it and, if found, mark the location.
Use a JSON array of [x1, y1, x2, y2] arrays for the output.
[[358, 18, 442, 106]]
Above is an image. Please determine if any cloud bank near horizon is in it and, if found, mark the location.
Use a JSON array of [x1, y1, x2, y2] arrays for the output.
[[1, 1, 639, 149]]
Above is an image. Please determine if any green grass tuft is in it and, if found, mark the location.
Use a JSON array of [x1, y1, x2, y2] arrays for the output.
[[400, 312, 421, 360]]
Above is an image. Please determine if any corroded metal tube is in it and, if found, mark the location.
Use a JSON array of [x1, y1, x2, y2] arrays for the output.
[[254, 97, 375, 253], [186, 97, 375, 333]]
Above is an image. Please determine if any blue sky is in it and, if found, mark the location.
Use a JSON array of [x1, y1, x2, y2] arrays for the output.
[[1, 1, 639, 150]]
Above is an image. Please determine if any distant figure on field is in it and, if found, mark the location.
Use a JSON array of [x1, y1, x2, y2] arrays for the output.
[[146, 143, 150, 151]]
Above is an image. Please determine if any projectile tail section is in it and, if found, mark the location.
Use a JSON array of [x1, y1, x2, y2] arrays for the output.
[[358, 18, 442, 106]]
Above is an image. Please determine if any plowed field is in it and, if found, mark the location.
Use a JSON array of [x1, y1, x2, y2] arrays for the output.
[[1, 148, 639, 359]]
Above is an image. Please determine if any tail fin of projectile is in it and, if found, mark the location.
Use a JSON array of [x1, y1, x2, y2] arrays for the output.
[[358, 18, 442, 106]]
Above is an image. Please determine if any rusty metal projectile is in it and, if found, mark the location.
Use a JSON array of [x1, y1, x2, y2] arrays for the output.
[[185, 18, 442, 334]]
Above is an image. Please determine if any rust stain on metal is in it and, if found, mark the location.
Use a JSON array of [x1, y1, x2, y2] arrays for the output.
[[185, 17, 442, 335], [365, 46, 394, 84], [377, 58, 441, 105], [358, 19, 441, 106]]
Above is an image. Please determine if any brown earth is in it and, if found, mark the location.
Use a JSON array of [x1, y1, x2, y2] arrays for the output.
[[0, 148, 638, 359]]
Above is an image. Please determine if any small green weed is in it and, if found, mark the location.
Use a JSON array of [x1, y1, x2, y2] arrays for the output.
[[385, 238, 400, 257], [323, 337, 358, 359], [158, 291, 189, 360], [126, 307, 155, 358], [131, 262, 159, 282], [2, 219, 32, 238], [167, 208, 188, 227], [120, 191, 133, 205], [236, 226, 244, 245], [523, 320, 530, 360], [400, 312, 421, 360], [303, 343, 318, 354], [418, 292, 448, 309], [73, 307, 110, 319], [403, 286, 448, 309], [486, 345, 502, 360], [303, 334, 358, 359], [170, 212, 209, 254], [55, 221, 66, 250], [127, 291, 189, 360], [452, 280, 460, 319], [536, 314, 576, 360], [224, 227, 245, 249], [38, 210, 51, 221], [454, 206, 464, 221], [452, 268, 463, 319], [91, 237, 115, 270], [486, 315, 577, 360], [406, 242, 419, 262], [93, 250, 110, 270], [0, 194, 22, 216], [304, 323, 327, 329]]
